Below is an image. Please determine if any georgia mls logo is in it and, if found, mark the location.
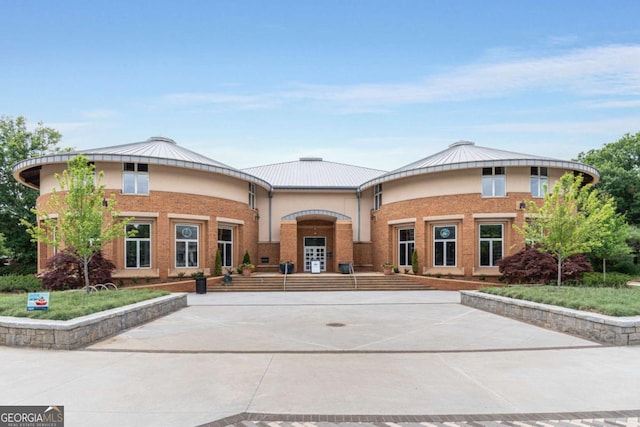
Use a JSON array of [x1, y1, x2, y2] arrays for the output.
[[0, 405, 64, 427]]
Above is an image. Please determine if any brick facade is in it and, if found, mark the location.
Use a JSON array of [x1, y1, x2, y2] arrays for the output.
[[20, 139, 596, 282]]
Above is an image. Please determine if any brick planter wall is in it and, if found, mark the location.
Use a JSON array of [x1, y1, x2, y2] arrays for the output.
[[0, 293, 187, 350], [461, 290, 640, 346]]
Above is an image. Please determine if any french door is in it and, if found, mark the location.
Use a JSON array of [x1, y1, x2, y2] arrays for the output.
[[304, 237, 326, 272]]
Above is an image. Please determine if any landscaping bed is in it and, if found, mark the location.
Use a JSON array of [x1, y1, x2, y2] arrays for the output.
[[0, 292, 187, 350], [461, 288, 640, 345]]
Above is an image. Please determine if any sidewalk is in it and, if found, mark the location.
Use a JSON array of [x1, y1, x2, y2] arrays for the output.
[[1, 291, 639, 427]]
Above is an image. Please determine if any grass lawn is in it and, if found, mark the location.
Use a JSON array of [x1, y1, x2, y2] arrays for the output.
[[480, 285, 640, 317], [0, 289, 170, 321]]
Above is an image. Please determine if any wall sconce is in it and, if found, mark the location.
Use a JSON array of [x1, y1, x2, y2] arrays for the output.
[[518, 201, 527, 210], [102, 197, 108, 207], [254, 214, 260, 221], [370, 214, 377, 221]]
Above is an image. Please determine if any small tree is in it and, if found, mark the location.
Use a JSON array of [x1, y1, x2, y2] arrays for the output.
[[517, 173, 620, 286], [214, 249, 223, 276], [242, 250, 252, 265], [411, 249, 419, 274], [23, 154, 134, 293], [589, 210, 629, 284]]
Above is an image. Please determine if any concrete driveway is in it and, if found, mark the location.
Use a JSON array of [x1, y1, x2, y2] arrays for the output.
[[1, 291, 639, 427]]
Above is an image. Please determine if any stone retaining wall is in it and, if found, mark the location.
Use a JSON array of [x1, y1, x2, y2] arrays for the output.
[[0, 293, 188, 350], [461, 290, 640, 345]]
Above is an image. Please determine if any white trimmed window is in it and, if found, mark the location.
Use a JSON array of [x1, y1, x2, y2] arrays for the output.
[[217, 227, 233, 269], [479, 224, 503, 267], [125, 223, 151, 268], [123, 163, 149, 195], [434, 225, 456, 266], [176, 224, 199, 268], [248, 183, 256, 209], [530, 167, 548, 198], [374, 184, 382, 210], [482, 167, 505, 197], [398, 228, 415, 268]]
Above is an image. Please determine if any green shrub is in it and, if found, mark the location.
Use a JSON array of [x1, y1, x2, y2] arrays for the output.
[[0, 263, 37, 276], [411, 250, 419, 274], [214, 250, 222, 276], [0, 275, 42, 293], [576, 272, 631, 288], [610, 260, 640, 276], [242, 250, 252, 265]]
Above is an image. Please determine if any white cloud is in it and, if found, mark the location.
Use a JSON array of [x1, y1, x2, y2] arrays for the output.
[[79, 109, 118, 120], [156, 44, 640, 111]]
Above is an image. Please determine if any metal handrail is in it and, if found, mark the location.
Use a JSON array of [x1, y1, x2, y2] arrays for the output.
[[350, 263, 357, 290], [283, 264, 289, 292]]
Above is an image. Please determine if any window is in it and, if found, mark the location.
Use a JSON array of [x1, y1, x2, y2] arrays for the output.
[[482, 167, 505, 197], [123, 163, 149, 195], [217, 227, 233, 269], [248, 183, 256, 209], [176, 224, 198, 268], [479, 224, 503, 267], [530, 167, 548, 197], [434, 225, 456, 266], [125, 223, 151, 268], [374, 184, 382, 210], [398, 228, 415, 267]]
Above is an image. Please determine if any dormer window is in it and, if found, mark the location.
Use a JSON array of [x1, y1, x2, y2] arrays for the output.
[[123, 163, 149, 195]]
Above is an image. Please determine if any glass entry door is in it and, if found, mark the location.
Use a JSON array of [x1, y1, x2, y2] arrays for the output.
[[304, 237, 326, 272]]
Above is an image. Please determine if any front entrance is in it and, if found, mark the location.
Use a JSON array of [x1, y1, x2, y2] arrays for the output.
[[304, 237, 326, 272]]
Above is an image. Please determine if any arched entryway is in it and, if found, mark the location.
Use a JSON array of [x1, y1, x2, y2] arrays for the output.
[[280, 210, 353, 273]]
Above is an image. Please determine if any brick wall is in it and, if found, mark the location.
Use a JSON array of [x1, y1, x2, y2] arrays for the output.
[[371, 192, 532, 277], [36, 190, 258, 280]]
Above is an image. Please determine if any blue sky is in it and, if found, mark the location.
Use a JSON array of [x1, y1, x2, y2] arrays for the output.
[[1, 0, 639, 171]]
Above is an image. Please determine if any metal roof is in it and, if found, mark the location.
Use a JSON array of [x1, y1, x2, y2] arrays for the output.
[[359, 141, 600, 190], [79, 136, 235, 169], [12, 136, 272, 191], [13, 138, 599, 193], [242, 157, 386, 190]]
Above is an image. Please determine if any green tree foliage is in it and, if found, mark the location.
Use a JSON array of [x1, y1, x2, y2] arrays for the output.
[[517, 173, 621, 286], [22, 155, 134, 294], [0, 116, 64, 265], [576, 132, 640, 225], [589, 211, 629, 284], [214, 249, 223, 276], [242, 250, 252, 265], [411, 249, 419, 274]]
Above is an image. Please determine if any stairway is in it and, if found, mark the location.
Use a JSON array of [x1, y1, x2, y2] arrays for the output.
[[207, 273, 433, 292]]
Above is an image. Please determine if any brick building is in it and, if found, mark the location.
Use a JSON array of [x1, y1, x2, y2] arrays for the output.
[[13, 137, 599, 280]]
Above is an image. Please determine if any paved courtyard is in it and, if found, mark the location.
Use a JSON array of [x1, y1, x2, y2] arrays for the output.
[[1, 291, 639, 427]]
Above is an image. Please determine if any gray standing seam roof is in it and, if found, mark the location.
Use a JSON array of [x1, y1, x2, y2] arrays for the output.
[[12, 136, 272, 191], [242, 157, 386, 189], [358, 140, 599, 190], [13, 138, 599, 192]]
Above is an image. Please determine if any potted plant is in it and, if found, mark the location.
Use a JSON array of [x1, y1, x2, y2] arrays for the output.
[[239, 263, 255, 276], [279, 260, 294, 274], [382, 262, 395, 275], [338, 262, 352, 274], [191, 271, 207, 294]]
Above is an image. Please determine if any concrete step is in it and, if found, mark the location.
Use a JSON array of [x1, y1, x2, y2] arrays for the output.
[[207, 273, 433, 292]]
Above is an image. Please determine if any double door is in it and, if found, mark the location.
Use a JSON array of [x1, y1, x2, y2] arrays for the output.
[[304, 237, 326, 272]]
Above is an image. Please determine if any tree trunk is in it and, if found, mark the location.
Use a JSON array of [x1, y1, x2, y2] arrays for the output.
[[603, 258, 607, 285], [557, 256, 562, 287], [84, 255, 91, 294]]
